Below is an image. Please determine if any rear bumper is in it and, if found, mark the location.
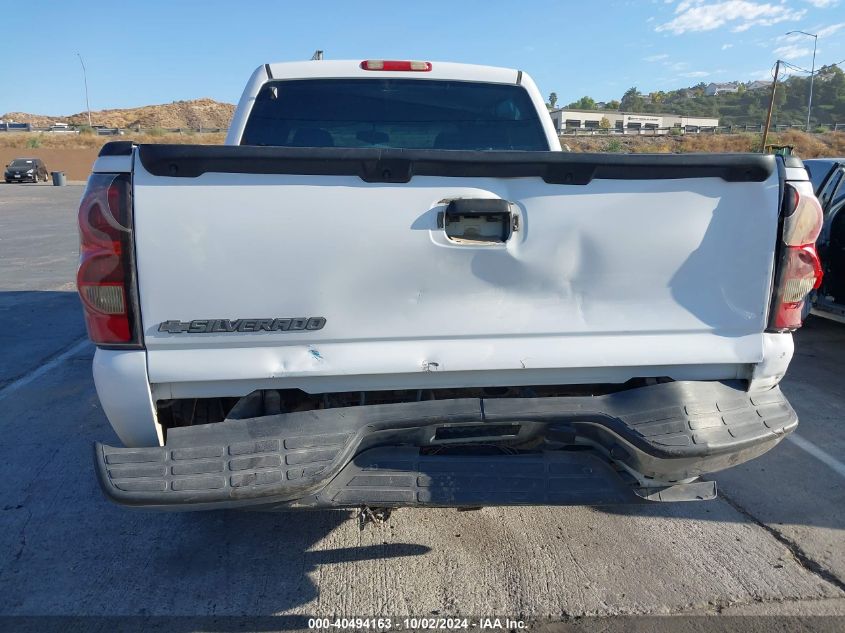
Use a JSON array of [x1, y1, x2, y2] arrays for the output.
[[95, 380, 797, 510]]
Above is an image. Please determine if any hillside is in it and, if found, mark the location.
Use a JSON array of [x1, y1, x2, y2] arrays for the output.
[[2, 98, 235, 129], [559, 64, 845, 127]]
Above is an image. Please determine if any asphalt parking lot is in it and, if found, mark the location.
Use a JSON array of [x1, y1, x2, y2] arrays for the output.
[[1, 183, 844, 625]]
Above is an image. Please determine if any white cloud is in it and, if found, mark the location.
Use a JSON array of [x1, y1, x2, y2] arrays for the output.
[[644, 54, 712, 77], [776, 31, 804, 44], [656, 1, 806, 34], [749, 67, 777, 80], [721, 43, 734, 49], [803, 0, 838, 8], [817, 22, 845, 36], [773, 43, 814, 59]]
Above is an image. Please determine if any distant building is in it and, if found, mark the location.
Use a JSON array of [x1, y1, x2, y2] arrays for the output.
[[745, 80, 771, 92], [548, 109, 719, 133], [705, 82, 740, 96]]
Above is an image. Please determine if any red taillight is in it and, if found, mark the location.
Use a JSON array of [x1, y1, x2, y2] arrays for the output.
[[360, 60, 432, 72], [769, 185, 824, 331], [77, 173, 140, 347], [782, 186, 824, 246]]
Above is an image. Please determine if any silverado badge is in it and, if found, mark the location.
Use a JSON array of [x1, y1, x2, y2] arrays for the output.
[[158, 317, 326, 334]]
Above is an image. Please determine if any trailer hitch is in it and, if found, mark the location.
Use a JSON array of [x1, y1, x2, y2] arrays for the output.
[[357, 506, 393, 531]]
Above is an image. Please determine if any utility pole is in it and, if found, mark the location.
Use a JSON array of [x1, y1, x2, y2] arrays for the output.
[[785, 30, 818, 131], [77, 52, 92, 127], [762, 60, 781, 153]]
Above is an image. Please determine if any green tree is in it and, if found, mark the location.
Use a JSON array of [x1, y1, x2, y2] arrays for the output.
[[620, 87, 644, 112], [565, 96, 597, 110], [547, 92, 558, 109], [577, 96, 596, 110], [602, 67, 845, 127]]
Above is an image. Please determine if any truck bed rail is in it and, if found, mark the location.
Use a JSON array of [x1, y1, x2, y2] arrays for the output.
[[134, 144, 775, 183]]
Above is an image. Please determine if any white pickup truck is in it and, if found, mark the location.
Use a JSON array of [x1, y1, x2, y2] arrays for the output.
[[79, 60, 824, 510]]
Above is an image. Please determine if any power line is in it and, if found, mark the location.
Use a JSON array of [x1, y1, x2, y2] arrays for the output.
[[781, 61, 813, 75]]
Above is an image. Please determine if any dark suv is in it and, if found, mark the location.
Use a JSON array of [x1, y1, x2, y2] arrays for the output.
[[4, 158, 49, 183]]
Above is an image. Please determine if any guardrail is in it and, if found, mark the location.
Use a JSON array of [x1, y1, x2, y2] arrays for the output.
[[0, 124, 229, 134], [2, 121, 842, 137], [559, 123, 845, 136]]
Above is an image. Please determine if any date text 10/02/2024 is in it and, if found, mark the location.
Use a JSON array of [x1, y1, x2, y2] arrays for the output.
[[307, 617, 527, 630]]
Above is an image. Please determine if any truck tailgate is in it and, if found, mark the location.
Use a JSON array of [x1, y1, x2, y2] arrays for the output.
[[131, 147, 780, 392]]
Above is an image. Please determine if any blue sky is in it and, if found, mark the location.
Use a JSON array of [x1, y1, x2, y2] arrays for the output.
[[2, 0, 844, 115]]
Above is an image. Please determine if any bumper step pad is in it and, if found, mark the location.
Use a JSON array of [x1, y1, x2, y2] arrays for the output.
[[317, 447, 639, 507]]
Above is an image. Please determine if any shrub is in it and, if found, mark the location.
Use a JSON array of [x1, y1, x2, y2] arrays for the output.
[[605, 138, 623, 153], [27, 135, 42, 148], [147, 127, 166, 137]]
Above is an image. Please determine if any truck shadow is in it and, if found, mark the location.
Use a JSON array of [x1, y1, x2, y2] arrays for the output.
[[140, 509, 430, 617], [0, 291, 86, 387], [590, 459, 845, 554]]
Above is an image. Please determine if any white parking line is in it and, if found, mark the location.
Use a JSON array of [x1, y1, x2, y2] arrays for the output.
[[787, 433, 845, 479], [0, 338, 90, 401]]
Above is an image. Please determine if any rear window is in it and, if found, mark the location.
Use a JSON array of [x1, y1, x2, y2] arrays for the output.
[[240, 79, 549, 151]]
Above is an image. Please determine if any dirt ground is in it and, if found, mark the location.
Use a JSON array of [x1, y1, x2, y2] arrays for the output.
[[563, 129, 845, 156], [0, 147, 99, 181], [0, 132, 226, 181]]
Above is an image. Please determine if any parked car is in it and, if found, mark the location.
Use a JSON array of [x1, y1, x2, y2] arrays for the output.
[[78, 59, 823, 511], [4, 157, 49, 183], [802, 158, 845, 322]]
